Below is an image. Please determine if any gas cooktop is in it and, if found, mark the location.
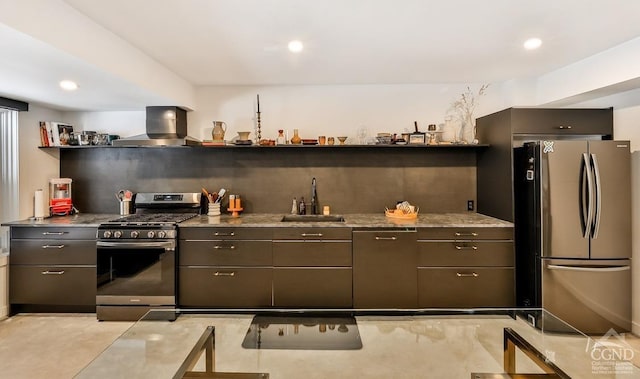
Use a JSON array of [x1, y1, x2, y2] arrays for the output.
[[104, 212, 198, 226]]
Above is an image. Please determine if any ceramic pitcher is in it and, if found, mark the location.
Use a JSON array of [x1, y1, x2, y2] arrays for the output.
[[211, 121, 227, 141]]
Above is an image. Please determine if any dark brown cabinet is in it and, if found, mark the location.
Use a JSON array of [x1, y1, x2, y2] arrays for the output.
[[9, 226, 97, 313], [178, 267, 272, 308], [416, 227, 514, 308], [353, 229, 417, 308], [273, 268, 352, 307], [272, 227, 352, 307], [476, 107, 613, 222], [178, 227, 273, 308]]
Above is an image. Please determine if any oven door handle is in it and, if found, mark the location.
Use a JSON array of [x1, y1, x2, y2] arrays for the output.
[[97, 241, 175, 249]]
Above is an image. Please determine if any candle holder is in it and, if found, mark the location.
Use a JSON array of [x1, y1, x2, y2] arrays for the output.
[[227, 206, 244, 217], [256, 111, 262, 142]]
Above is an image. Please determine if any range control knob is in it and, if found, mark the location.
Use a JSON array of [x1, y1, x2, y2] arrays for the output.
[[113, 230, 122, 239], [130, 231, 139, 238], [103, 230, 112, 238], [147, 231, 155, 238], [158, 231, 167, 238]]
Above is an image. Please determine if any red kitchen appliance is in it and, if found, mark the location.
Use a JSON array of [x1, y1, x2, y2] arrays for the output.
[[49, 178, 73, 215]]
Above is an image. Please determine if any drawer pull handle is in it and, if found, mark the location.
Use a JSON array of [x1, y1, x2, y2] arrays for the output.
[[214, 271, 236, 277], [42, 231, 66, 236], [375, 236, 397, 241], [301, 233, 323, 237], [454, 232, 478, 237], [213, 245, 236, 250], [42, 244, 65, 249], [454, 245, 478, 251], [41, 270, 65, 275], [456, 272, 479, 278], [214, 232, 235, 237], [557, 125, 572, 130]]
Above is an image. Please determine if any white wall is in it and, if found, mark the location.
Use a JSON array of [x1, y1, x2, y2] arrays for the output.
[[64, 83, 510, 143], [537, 36, 640, 106], [18, 104, 62, 220], [190, 83, 508, 143], [62, 111, 145, 137]]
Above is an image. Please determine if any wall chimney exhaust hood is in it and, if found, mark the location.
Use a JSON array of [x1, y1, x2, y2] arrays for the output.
[[112, 106, 201, 146]]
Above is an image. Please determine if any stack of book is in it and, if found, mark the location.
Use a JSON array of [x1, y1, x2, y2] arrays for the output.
[[39, 121, 74, 147]]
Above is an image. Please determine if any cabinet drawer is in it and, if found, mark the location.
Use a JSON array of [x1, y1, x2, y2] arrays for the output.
[[511, 108, 612, 135], [417, 241, 513, 267], [417, 267, 514, 308], [179, 240, 272, 266], [417, 227, 512, 240], [178, 267, 272, 307], [273, 227, 351, 240], [11, 227, 97, 240], [273, 241, 351, 267], [10, 240, 97, 265], [9, 266, 96, 305], [273, 268, 352, 307], [179, 227, 273, 240]]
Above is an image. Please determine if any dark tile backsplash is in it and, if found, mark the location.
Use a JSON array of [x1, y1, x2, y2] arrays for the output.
[[60, 147, 478, 215]]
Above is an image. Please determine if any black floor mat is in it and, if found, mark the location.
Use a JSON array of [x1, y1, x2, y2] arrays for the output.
[[241, 315, 362, 350]]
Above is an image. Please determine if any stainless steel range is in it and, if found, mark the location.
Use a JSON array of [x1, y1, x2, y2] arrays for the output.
[[96, 192, 200, 321]]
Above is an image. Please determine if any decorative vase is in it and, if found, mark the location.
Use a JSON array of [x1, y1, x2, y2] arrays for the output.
[[211, 121, 227, 141], [441, 116, 457, 143], [291, 129, 302, 145], [460, 115, 476, 144]]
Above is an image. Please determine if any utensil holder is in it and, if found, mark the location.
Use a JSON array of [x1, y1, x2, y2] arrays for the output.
[[208, 203, 221, 216], [119, 200, 131, 215]]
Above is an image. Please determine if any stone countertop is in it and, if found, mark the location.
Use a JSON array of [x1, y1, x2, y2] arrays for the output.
[[181, 212, 513, 228], [1, 212, 512, 228], [1, 213, 118, 227]]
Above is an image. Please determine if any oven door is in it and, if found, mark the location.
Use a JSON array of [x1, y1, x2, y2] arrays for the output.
[[96, 240, 176, 306]]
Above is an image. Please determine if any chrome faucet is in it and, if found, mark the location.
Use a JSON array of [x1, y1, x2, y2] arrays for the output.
[[311, 177, 318, 215]]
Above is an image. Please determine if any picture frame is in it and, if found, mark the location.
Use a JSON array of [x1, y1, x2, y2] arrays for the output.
[[408, 133, 426, 144], [56, 123, 74, 146]]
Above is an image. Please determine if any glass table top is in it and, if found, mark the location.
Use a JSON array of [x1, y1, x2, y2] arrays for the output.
[[75, 308, 640, 379]]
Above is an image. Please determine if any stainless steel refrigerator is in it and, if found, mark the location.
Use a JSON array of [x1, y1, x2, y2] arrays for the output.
[[514, 140, 631, 334]]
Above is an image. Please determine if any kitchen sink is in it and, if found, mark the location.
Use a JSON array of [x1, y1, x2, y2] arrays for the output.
[[281, 215, 345, 222]]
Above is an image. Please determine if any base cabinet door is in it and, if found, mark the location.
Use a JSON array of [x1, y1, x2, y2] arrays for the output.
[[179, 267, 272, 307], [273, 268, 352, 307], [353, 230, 417, 309], [418, 267, 514, 308], [9, 266, 96, 306]]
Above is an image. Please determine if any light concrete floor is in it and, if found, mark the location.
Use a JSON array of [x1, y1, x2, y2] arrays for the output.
[[1, 313, 640, 379], [0, 314, 133, 379]]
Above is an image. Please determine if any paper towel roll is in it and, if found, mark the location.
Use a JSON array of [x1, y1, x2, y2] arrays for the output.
[[34, 189, 45, 219]]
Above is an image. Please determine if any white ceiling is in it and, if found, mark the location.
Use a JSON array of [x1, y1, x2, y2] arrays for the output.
[[3, 0, 640, 110]]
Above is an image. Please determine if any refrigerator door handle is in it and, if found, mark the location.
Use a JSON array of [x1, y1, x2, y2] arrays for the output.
[[591, 153, 602, 239], [581, 153, 594, 239], [547, 264, 630, 272]]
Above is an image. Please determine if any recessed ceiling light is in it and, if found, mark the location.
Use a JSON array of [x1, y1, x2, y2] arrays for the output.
[[288, 40, 304, 53], [523, 38, 542, 50], [59, 80, 78, 91]]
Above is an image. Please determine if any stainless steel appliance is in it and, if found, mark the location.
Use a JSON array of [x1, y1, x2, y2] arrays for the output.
[[112, 106, 201, 146], [96, 192, 200, 321], [515, 140, 631, 333]]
